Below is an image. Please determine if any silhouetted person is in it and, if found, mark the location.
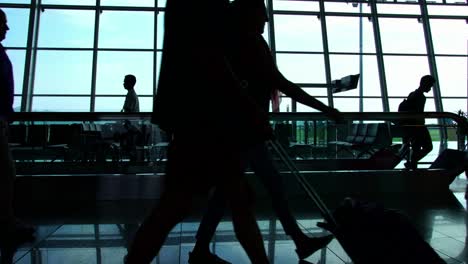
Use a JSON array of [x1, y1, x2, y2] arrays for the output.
[[121, 74, 139, 113], [120, 74, 140, 162], [0, 8, 35, 253], [124, 1, 270, 263], [400, 75, 435, 169], [187, 1, 343, 263]]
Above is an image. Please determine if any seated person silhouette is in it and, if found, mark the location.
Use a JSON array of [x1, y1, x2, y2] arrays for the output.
[[124, 1, 271, 263], [187, 1, 343, 263], [398, 75, 435, 169]]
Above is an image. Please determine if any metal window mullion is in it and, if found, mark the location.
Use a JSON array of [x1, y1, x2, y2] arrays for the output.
[[419, 0, 447, 151], [420, 0, 442, 112], [94, 224, 102, 264], [319, 0, 333, 108], [359, 3, 364, 112], [369, 0, 389, 112], [22, 0, 41, 112], [153, 0, 158, 96], [266, 0, 276, 64], [90, 0, 101, 112]]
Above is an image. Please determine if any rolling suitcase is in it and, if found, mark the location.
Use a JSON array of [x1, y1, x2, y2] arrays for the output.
[[268, 139, 446, 264]]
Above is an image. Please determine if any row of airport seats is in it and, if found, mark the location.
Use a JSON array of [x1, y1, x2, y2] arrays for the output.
[[329, 122, 393, 158], [8, 122, 169, 163]]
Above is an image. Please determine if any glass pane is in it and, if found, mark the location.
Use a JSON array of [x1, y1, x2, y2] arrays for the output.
[[384, 55, 431, 96], [94, 97, 126, 112], [156, 12, 164, 50], [436, 57, 467, 97], [297, 97, 330, 112], [427, 5, 468, 15], [424, 98, 436, 112], [101, 0, 155, 7], [157, 0, 167, 8], [389, 98, 404, 112], [442, 98, 468, 115], [333, 98, 360, 112], [276, 54, 326, 83], [2, 8, 30, 47], [34, 51, 93, 95], [95, 97, 153, 112], [272, 0, 319, 11], [379, 18, 427, 54], [302, 87, 328, 97], [96, 51, 154, 95], [40, 249, 97, 264], [377, 3, 421, 15], [38, 9, 95, 48], [330, 55, 381, 97], [262, 22, 270, 46], [362, 56, 381, 97], [42, 0, 95, 5], [155, 51, 162, 86], [325, 2, 371, 13], [32, 96, 90, 112], [1, 0, 30, 3], [6, 50, 26, 95], [430, 19, 467, 55], [13, 96, 21, 112], [278, 98, 291, 112], [326, 16, 376, 53], [274, 15, 323, 52], [363, 98, 384, 112], [99, 11, 154, 49], [139, 96, 153, 112]]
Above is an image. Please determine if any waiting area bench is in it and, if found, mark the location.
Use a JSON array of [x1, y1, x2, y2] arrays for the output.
[[330, 122, 392, 158]]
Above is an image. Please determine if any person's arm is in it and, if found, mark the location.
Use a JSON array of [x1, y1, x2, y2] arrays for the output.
[[275, 69, 342, 122]]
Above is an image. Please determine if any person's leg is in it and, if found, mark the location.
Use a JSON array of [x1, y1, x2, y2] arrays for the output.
[[221, 169, 269, 264], [249, 142, 332, 259], [125, 187, 192, 264], [125, 142, 194, 263], [416, 127, 433, 162], [410, 127, 433, 167], [190, 187, 228, 262], [192, 146, 268, 264]]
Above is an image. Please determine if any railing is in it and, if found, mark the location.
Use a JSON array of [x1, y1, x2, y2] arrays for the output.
[[9, 111, 467, 175]]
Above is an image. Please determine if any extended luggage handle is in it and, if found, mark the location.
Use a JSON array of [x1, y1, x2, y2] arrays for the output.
[[267, 139, 338, 228]]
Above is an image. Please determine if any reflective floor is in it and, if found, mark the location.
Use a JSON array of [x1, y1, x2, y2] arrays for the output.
[[6, 177, 468, 264]]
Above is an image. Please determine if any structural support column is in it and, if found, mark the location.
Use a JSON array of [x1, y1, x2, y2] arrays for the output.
[[21, 0, 41, 112], [90, 0, 101, 112], [319, 0, 334, 108], [369, 0, 389, 112], [419, 0, 447, 151]]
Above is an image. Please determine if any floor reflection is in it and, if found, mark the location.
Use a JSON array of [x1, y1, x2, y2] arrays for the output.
[[6, 190, 467, 264]]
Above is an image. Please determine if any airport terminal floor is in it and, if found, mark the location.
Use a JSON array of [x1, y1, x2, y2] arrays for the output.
[[6, 174, 468, 264]]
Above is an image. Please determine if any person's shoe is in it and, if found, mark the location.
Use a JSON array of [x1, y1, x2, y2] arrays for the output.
[[295, 234, 334, 260], [188, 251, 231, 264]]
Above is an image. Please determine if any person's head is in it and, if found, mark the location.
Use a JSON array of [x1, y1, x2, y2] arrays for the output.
[[229, 0, 268, 35], [0, 9, 9, 42], [419, 75, 435, 93], [123, 74, 136, 90]]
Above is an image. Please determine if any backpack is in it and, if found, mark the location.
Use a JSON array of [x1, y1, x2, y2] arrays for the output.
[[398, 98, 411, 112]]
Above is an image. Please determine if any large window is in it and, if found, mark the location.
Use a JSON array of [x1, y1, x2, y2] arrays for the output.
[[0, 0, 466, 114]]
